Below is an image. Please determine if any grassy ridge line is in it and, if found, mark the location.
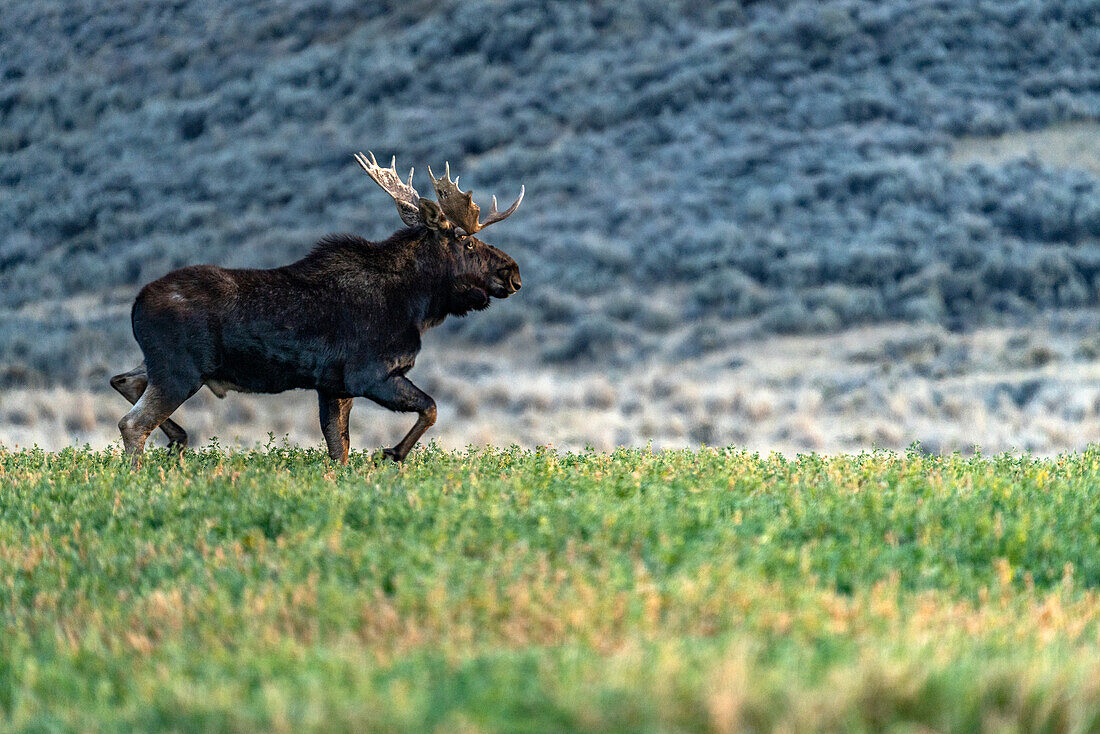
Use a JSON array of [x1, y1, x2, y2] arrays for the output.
[[1, 446, 1099, 732]]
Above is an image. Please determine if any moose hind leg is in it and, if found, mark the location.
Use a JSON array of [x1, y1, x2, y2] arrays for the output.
[[361, 376, 436, 462], [110, 365, 189, 451], [318, 393, 353, 464], [118, 383, 196, 467]]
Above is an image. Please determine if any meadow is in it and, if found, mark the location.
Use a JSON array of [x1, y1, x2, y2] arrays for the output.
[[2, 445, 1099, 732]]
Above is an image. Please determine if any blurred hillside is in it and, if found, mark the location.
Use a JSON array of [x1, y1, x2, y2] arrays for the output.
[[2, 0, 1099, 384], [2, 1, 1100, 453]]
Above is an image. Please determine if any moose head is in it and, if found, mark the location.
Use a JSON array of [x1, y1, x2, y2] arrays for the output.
[[354, 152, 523, 301]]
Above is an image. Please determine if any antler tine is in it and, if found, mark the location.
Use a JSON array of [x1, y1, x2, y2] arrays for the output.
[[479, 185, 525, 229], [355, 151, 422, 227]]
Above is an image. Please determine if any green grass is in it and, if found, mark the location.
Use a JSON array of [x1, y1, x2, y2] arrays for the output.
[[2, 444, 1100, 733]]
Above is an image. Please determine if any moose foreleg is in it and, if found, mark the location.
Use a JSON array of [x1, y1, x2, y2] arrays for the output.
[[361, 376, 436, 462], [318, 393, 353, 464]]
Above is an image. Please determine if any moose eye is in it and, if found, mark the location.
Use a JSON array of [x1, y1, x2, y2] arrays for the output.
[[465, 240, 474, 250]]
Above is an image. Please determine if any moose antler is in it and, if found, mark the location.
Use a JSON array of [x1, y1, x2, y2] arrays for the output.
[[355, 152, 421, 227], [428, 162, 524, 235]]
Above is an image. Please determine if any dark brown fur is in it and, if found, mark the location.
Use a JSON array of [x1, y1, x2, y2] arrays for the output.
[[112, 205, 520, 466]]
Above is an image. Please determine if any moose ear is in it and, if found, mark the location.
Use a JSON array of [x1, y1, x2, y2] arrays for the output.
[[418, 199, 449, 231]]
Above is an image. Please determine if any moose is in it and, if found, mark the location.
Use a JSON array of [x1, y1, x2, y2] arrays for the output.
[[110, 153, 523, 466]]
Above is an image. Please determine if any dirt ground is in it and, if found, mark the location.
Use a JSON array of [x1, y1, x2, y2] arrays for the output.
[[4, 315, 1099, 457]]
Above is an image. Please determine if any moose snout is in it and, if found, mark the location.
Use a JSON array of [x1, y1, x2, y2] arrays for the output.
[[499, 267, 521, 293]]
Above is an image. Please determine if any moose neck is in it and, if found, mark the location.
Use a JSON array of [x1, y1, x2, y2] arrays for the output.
[[406, 228, 461, 333]]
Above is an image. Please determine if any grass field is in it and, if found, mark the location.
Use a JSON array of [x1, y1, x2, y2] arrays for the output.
[[2, 445, 1100, 732]]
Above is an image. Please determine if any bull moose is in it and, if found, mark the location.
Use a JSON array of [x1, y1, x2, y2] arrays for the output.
[[110, 153, 523, 466]]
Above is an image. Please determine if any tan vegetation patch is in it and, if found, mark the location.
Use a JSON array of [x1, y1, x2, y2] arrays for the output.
[[5, 317, 1100, 456], [952, 121, 1100, 175]]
